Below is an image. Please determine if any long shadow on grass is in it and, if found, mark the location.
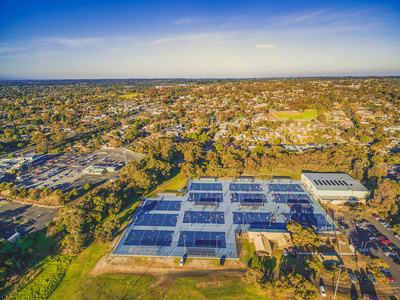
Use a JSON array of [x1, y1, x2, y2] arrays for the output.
[[121, 258, 157, 300]]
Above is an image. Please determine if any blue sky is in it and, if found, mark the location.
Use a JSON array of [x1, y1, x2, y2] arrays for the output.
[[0, 0, 399, 79]]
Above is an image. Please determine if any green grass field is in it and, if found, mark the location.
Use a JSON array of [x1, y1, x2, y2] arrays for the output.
[[146, 173, 188, 198], [49, 242, 270, 300], [118, 93, 140, 98], [274, 109, 317, 120]]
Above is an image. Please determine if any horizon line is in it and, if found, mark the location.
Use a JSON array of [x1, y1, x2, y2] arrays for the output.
[[1, 75, 400, 81]]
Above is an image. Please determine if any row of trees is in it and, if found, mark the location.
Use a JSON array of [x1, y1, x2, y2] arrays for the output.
[[0, 182, 78, 206]]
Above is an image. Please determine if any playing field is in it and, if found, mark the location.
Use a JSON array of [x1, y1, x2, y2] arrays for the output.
[[118, 93, 140, 98], [274, 109, 317, 120]]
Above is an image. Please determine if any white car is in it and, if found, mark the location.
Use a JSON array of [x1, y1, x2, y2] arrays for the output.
[[283, 248, 289, 256], [368, 274, 378, 285], [320, 285, 327, 297], [384, 251, 395, 258], [179, 257, 185, 266]]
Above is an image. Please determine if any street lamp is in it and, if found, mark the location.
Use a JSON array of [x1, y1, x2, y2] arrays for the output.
[[215, 234, 219, 253], [333, 265, 344, 299], [182, 233, 186, 250]]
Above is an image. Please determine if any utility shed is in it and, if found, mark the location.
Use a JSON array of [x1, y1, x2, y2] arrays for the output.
[[317, 253, 340, 265], [83, 166, 107, 175]]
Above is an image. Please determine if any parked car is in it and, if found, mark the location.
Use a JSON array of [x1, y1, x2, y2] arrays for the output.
[[368, 273, 378, 285], [380, 267, 395, 282], [283, 248, 289, 256], [384, 251, 396, 258], [320, 285, 327, 297], [392, 257, 400, 265]]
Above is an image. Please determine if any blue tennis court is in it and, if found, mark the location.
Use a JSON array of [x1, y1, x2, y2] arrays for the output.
[[190, 182, 223, 191], [142, 200, 182, 211], [232, 212, 286, 229], [229, 183, 263, 191], [268, 183, 304, 192], [114, 178, 338, 259], [232, 212, 270, 224], [188, 192, 223, 205], [230, 193, 266, 206], [178, 231, 226, 248], [123, 229, 174, 246], [133, 213, 178, 227], [183, 211, 225, 224], [271, 193, 309, 203]]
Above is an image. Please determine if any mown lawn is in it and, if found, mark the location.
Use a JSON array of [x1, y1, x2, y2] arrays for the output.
[[118, 93, 140, 98], [146, 173, 188, 198], [49, 244, 155, 300], [274, 109, 317, 120], [167, 276, 267, 300], [48, 241, 272, 300]]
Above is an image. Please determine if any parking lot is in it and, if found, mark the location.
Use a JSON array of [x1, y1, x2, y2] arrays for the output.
[[0, 200, 59, 239], [342, 212, 400, 294], [15, 149, 139, 192]]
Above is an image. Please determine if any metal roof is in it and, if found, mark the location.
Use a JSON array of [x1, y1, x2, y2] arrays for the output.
[[302, 173, 368, 192]]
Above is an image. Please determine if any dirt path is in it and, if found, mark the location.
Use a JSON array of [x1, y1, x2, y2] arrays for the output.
[[91, 254, 247, 279]]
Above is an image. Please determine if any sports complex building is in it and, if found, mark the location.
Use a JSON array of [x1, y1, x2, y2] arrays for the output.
[[113, 177, 338, 259], [301, 172, 370, 204]]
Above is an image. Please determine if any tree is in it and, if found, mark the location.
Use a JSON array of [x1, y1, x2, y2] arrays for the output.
[[275, 273, 318, 300], [369, 181, 398, 216], [191, 132, 198, 141], [306, 257, 324, 277], [367, 258, 390, 278], [286, 220, 321, 249], [199, 133, 209, 142], [94, 219, 118, 243], [367, 163, 387, 181], [84, 183, 92, 191], [272, 138, 281, 145]]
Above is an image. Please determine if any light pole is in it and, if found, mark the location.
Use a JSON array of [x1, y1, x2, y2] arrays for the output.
[[183, 233, 186, 250], [215, 234, 219, 254], [333, 265, 343, 299]]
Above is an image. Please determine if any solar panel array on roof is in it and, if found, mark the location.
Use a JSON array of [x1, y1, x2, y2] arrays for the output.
[[314, 179, 349, 186]]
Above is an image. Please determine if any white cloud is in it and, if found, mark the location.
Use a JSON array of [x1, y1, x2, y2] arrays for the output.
[[173, 18, 192, 26], [33, 37, 102, 47], [0, 47, 24, 53], [256, 44, 275, 48], [151, 33, 212, 45], [294, 10, 326, 23]]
